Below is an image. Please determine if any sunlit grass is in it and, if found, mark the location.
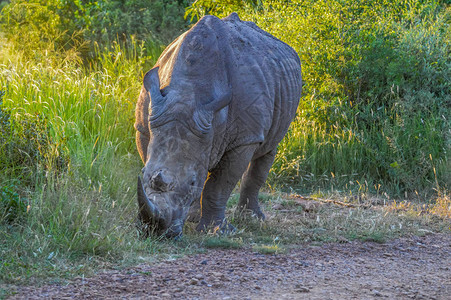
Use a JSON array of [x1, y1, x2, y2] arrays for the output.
[[252, 244, 285, 255], [0, 47, 140, 156], [429, 192, 451, 219], [0, 40, 162, 284]]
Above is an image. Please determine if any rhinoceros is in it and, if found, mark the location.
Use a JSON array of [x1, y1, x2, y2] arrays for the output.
[[134, 13, 302, 238]]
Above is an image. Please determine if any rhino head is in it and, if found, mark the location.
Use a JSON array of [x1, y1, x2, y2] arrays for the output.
[[137, 67, 230, 238]]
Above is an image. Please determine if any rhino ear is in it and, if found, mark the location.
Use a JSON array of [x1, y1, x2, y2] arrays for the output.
[[144, 67, 165, 104]]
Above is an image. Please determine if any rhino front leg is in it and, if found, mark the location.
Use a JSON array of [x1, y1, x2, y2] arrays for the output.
[[238, 149, 277, 220], [186, 197, 201, 222], [196, 144, 258, 232]]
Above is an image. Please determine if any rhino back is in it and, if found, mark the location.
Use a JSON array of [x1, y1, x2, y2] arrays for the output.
[[220, 13, 302, 156], [136, 13, 301, 166], [171, 14, 301, 156]]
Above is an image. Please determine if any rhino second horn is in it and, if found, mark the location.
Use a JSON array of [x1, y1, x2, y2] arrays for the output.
[[137, 176, 160, 224]]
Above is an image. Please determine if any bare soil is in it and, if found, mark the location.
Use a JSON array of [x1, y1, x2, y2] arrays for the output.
[[8, 233, 450, 299]]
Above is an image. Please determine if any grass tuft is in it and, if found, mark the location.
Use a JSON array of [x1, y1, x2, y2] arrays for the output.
[[252, 244, 285, 255], [202, 237, 243, 249], [429, 192, 451, 219]]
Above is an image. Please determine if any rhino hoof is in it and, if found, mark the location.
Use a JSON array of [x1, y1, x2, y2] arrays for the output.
[[238, 206, 266, 221], [249, 208, 266, 221], [196, 219, 236, 235]]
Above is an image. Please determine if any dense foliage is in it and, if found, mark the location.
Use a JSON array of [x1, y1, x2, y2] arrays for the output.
[[0, 0, 189, 59]]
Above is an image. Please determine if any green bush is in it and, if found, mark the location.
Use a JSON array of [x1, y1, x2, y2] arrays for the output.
[[0, 184, 28, 224], [0, 0, 189, 60], [0, 0, 77, 60], [185, 0, 261, 21], [82, 0, 190, 45]]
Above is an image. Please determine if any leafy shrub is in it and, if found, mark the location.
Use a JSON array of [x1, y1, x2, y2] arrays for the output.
[[185, 0, 261, 21], [82, 0, 190, 45], [0, 0, 189, 60], [0, 0, 83, 61], [0, 184, 28, 224]]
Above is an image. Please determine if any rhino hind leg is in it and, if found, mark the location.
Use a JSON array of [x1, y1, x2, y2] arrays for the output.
[[196, 144, 259, 233], [238, 150, 277, 220]]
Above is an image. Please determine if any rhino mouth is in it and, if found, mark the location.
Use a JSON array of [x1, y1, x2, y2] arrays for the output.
[[137, 176, 167, 231], [137, 176, 184, 238]]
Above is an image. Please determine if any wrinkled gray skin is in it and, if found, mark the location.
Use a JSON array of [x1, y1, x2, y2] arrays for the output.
[[135, 13, 302, 238]]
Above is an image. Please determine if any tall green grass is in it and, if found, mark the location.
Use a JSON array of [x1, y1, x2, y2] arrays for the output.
[[0, 39, 165, 282], [271, 105, 449, 197]]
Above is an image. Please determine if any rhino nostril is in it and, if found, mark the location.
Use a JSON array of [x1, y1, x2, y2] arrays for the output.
[[153, 171, 162, 181]]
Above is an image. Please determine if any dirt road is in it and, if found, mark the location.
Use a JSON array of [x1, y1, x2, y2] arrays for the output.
[[9, 233, 450, 299]]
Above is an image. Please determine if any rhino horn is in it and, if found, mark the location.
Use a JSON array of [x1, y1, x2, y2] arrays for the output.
[[137, 176, 161, 224], [143, 67, 165, 106]]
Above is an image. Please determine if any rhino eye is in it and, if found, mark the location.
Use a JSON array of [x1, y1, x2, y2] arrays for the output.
[[189, 175, 196, 186]]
